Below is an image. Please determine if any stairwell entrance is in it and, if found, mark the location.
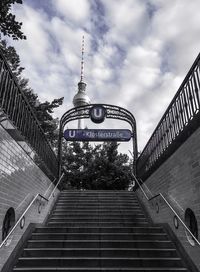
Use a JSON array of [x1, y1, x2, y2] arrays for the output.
[[57, 104, 138, 178]]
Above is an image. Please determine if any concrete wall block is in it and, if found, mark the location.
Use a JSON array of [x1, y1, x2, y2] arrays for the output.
[[136, 126, 200, 270], [0, 125, 60, 270]]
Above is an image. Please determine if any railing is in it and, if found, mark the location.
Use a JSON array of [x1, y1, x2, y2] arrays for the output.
[[132, 173, 200, 246], [0, 49, 58, 178], [0, 172, 64, 248], [137, 53, 200, 180]]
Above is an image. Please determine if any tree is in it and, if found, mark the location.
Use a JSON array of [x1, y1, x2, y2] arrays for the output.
[[62, 141, 132, 190], [0, 39, 64, 147], [0, 0, 26, 40]]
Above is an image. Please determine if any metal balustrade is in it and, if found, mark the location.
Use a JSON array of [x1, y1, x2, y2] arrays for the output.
[[0, 49, 57, 178], [137, 53, 200, 180]]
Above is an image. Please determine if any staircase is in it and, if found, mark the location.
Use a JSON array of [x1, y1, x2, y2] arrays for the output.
[[12, 190, 189, 271]]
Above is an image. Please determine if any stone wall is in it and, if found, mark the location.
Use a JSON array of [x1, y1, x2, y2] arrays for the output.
[[136, 125, 200, 270], [0, 124, 59, 271]]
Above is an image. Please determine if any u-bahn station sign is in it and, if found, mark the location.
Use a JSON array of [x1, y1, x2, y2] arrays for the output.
[[64, 129, 132, 142]]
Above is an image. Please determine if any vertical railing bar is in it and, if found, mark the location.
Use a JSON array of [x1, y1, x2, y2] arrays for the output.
[[180, 92, 187, 126], [188, 79, 195, 116], [172, 104, 178, 136], [13, 92, 21, 126], [1, 71, 9, 106], [176, 97, 183, 131], [2, 74, 12, 111], [185, 83, 193, 118], [192, 71, 200, 111], [195, 67, 200, 108], [191, 76, 198, 113], [7, 81, 15, 115], [182, 88, 190, 124]]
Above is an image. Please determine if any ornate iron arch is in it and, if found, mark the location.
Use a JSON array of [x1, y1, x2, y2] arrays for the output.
[[58, 104, 138, 177]]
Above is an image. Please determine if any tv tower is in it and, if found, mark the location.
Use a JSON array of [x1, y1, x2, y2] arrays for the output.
[[73, 36, 90, 129]]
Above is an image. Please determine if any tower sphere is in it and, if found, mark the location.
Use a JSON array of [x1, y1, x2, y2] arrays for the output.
[[73, 82, 90, 107]]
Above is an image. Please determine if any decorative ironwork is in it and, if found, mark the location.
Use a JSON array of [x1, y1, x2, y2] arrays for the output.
[[0, 49, 57, 178], [137, 53, 200, 180], [58, 104, 138, 177]]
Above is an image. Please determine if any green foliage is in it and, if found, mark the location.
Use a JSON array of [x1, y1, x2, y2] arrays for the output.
[[0, 0, 26, 40], [0, 39, 24, 76], [62, 141, 132, 190]]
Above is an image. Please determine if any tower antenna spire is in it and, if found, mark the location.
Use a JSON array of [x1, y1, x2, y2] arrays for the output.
[[73, 35, 90, 128], [80, 35, 85, 82]]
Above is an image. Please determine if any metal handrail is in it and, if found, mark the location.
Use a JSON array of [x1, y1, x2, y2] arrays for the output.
[[132, 173, 200, 246], [0, 172, 64, 248], [0, 49, 58, 177], [137, 53, 200, 179]]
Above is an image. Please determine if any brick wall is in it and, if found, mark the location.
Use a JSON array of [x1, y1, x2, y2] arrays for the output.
[[136, 125, 200, 270], [0, 124, 59, 271]]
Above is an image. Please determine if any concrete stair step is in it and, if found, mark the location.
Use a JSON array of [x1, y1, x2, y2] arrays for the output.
[[53, 208, 142, 212], [48, 216, 147, 224], [53, 206, 142, 210], [51, 210, 145, 216], [13, 267, 188, 271], [34, 226, 165, 234], [31, 233, 168, 241], [57, 198, 138, 202], [46, 222, 150, 227], [22, 248, 177, 258], [26, 240, 174, 249], [49, 216, 146, 221], [16, 257, 183, 268], [55, 200, 138, 204]]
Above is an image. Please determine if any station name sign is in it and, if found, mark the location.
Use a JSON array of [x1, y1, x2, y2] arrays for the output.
[[64, 129, 132, 142]]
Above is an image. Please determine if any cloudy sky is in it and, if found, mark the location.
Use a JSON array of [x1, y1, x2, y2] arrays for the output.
[[10, 0, 200, 153]]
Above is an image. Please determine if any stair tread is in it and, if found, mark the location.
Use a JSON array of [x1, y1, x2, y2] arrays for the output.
[[32, 233, 166, 235], [28, 239, 172, 242], [13, 268, 188, 271], [24, 248, 176, 251], [19, 257, 181, 260]]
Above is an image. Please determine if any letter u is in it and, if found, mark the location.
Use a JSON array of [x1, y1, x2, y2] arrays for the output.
[[94, 108, 102, 118], [69, 130, 76, 138]]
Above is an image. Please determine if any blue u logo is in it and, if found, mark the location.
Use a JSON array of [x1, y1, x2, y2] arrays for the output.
[[93, 108, 103, 118], [90, 105, 106, 124], [69, 130, 76, 138]]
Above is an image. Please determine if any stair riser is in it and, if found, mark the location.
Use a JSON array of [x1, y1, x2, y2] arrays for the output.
[[31, 234, 168, 241], [27, 241, 174, 249], [48, 218, 147, 223], [17, 258, 183, 268], [34, 227, 165, 234], [50, 215, 146, 219], [52, 209, 143, 213], [51, 211, 144, 215], [48, 219, 148, 224], [56, 202, 140, 205], [14, 267, 188, 272], [13, 269, 188, 272], [47, 223, 149, 227], [23, 249, 177, 258]]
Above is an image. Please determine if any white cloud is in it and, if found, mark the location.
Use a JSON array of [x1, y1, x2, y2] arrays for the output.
[[102, 0, 148, 47], [53, 0, 90, 25], [9, 0, 200, 155]]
